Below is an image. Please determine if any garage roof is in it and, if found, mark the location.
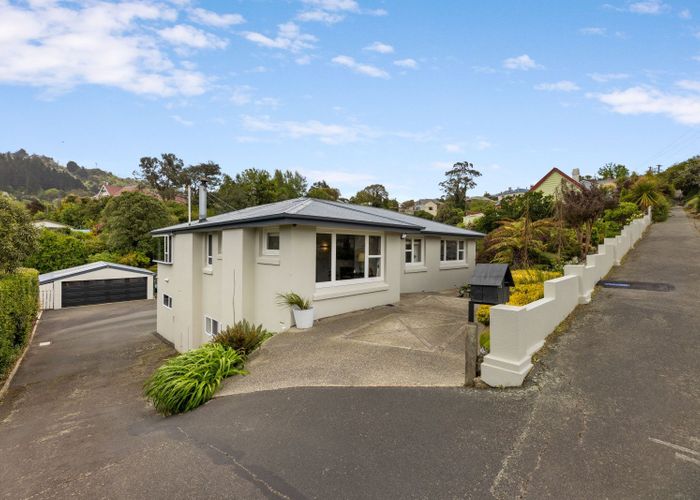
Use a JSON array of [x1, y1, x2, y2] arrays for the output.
[[39, 261, 155, 285], [152, 197, 485, 238]]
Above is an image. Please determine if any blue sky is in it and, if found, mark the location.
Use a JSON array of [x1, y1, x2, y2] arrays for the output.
[[2, 0, 699, 200]]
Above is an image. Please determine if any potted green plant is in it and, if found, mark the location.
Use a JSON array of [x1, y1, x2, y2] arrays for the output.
[[277, 292, 314, 329]]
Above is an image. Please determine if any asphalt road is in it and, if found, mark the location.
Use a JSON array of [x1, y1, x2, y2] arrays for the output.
[[1, 208, 698, 499]]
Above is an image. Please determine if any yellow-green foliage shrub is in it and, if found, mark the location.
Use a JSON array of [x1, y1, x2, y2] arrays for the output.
[[0, 268, 39, 379], [474, 270, 563, 325]]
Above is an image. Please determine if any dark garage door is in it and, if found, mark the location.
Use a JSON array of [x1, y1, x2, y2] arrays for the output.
[[61, 278, 147, 308]]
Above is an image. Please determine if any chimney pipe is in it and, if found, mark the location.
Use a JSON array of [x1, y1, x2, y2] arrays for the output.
[[198, 181, 207, 222]]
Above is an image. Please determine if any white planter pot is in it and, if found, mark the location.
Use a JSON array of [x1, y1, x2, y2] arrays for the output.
[[292, 307, 314, 329]]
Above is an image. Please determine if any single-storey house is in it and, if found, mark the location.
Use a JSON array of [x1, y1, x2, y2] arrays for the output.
[[414, 198, 441, 215], [152, 196, 484, 352], [530, 167, 583, 197], [39, 261, 154, 310]]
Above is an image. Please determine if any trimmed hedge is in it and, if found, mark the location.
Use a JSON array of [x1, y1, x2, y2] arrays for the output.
[[0, 268, 39, 379]]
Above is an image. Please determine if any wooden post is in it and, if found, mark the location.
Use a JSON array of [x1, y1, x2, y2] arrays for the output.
[[465, 323, 479, 387]]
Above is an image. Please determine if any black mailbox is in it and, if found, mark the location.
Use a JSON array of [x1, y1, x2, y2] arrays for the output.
[[467, 264, 514, 322]]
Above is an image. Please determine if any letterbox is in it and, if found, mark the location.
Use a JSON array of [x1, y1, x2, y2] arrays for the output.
[[468, 264, 514, 305]]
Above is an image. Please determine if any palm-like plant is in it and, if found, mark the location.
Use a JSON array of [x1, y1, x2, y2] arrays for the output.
[[628, 177, 661, 209], [488, 216, 554, 268]]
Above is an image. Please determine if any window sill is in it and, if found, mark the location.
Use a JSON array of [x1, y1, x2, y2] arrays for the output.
[[153, 260, 172, 265], [404, 265, 428, 274], [439, 262, 469, 270], [216, 254, 223, 261], [257, 256, 280, 266], [313, 282, 389, 301], [202, 267, 213, 275]]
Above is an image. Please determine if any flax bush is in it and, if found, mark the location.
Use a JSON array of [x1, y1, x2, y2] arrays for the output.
[[143, 343, 246, 416], [212, 320, 272, 356]]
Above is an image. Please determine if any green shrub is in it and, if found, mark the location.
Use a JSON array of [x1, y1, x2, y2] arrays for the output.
[[480, 328, 490, 351], [686, 195, 700, 214], [0, 268, 39, 379], [476, 304, 491, 326], [212, 320, 272, 356], [651, 196, 670, 222], [143, 344, 246, 416]]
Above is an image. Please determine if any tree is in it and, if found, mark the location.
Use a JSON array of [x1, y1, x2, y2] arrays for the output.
[[400, 200, 415, 212], [215, 170, 277, 211], [598, 163, 629, 180], [350, 184, 392, 208], [135, 154, 222, 200], [485, 216, 554, 268], [413, 209, 434, 220], [498, 191, 554, 222], [23, 230, 89, 273], [0, 196, 38, 274], [307, 180, 341, 201], [439, 161, 482, 209], [560, 184, 607, 258], [434, 202, 464, 226], [186, 161, 223, 189], [272, 170, 307, 200], [664, 156, 700, 198], [102, 192, 173, 258]]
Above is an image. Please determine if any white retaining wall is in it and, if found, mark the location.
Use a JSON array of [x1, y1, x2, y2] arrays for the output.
[[481, 208, 652, 387]]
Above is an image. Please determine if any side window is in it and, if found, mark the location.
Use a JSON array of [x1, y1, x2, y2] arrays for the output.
[[263, 229, 280, 256], [205, 316, 219, 337], [206, 234, 213, 266], [162, 294, 172, 308]]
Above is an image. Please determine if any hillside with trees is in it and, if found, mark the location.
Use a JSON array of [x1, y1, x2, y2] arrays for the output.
[[0, 149, 130, 200]]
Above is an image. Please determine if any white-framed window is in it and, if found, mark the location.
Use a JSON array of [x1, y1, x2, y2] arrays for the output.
[[204, 316, 219, 337], [216, 231, 223, 256], [404, 237, 423, 265], [262, 228, 280, 256], [440, 239, 466, 263], [205, 233, 213, 266], [162, 294, 172, 309], [154, 235, 173, 264], [315, 231, 383, 287]]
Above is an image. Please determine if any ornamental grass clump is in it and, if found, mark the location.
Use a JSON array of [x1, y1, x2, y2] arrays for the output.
[[212, 320, 272, 356], [144, 343, 246, 416]]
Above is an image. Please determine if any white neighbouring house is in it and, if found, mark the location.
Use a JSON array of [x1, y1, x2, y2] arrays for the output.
[[152, 197, 484, 352]]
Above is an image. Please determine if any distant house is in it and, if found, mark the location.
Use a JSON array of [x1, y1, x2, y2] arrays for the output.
[[414, 198, 440, 215], [95, 182, 187, 204], [530, 167, 582, 197], [495, 187, 528, 202]]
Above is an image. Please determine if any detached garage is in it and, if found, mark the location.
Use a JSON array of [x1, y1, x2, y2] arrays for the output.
[[39, 261, 154, 310]]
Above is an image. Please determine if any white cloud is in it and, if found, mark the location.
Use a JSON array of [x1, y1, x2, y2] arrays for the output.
[[0, 1, 208, 97], [534, 80, 580, 92], [476, 139, 492, 150], [588, 72, 630, 82], [431, 161, 453, 170], [255, 97, 281, 108], [364, 41, 394, 54], [592, 86, 700, 124], [158, 25, 227, 49], [679, 8, 691, 19], [242, 22, 317, 53], [231, 85, 253, 106], [301, 0, 359, 12], [579, 27, 606, 35], [628, 0, 668, 14], [331, 55, 389, 79], [242, 115, 374, 144], [188, 8, 244, 27], [394, 58, 418, 69], [472, 65, 496, 74], [295, 55, 312, 65], [367, 8, 388, 16], [296, 10, 345, 23], [503, 54, 542, 70], [172, 114, 194, 126], [693, 55, 700, 62], [444, 143, 463, 153], [676, 80, 700, 92]]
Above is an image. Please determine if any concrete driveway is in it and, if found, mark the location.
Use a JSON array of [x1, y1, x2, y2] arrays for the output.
[[219, 292, 470, 396]]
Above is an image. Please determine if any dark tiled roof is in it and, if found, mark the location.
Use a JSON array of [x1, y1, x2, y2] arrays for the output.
[[39, 261, 154, 285], [152, 198, 484, 238]]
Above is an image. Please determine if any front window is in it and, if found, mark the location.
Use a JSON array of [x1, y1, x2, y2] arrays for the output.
[[162, 294, 172, 308], [440, 239, 466, 262], [204, 316, 219, 337], [405, 237, 423, 265], [316, 232, 383, 286], [263, 229, 280, 256]]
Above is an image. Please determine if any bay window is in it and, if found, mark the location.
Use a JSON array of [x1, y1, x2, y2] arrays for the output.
[[404, 237, 423, 265], [440, 239, 466, 263], [315, 232, 383, 287]]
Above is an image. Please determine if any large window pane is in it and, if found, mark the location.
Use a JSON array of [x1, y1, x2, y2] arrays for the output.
[[369, 235, 381, 255], [316, 233, 332, 282], [445, 240, 458, 260], [414, 240, 422, 263], [368, 257, 381, 277], [336, 234, 365, 281]]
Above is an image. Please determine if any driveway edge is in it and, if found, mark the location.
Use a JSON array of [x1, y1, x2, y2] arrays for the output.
[[0, 309, 43, 402]]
